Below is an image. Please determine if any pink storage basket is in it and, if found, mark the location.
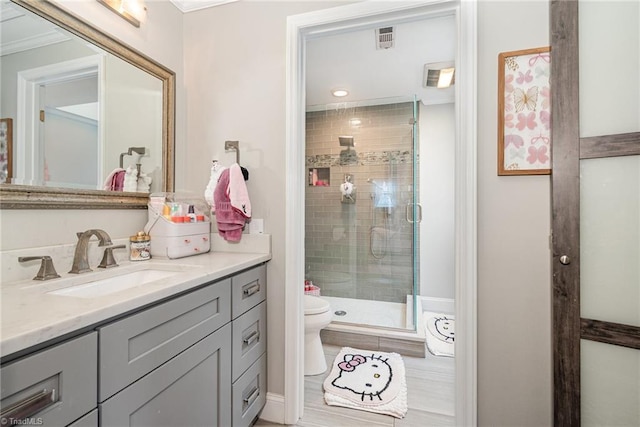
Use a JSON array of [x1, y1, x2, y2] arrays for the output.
[[304, 280, 321, 296]]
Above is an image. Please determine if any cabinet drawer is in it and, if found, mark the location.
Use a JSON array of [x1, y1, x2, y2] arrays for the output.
[[151, 234, 211, 259], [98, 279, 230, 401], [232, 301, 267, 382], [100, 324, 232, 427], [232, 354, 267, 427], [231, 264, 266, 319], [0, 333, 97, 427]]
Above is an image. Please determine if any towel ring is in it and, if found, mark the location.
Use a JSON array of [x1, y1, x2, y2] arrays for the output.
[[225, 141, 240, 164]]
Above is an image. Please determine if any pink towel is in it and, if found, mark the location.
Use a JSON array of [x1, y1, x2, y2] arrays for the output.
[[103, 168, 125, 191], [214, 169, 247, 242], [228, 163, 251, 218]]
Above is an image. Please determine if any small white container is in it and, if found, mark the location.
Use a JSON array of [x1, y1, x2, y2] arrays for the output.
[[130, 231, 151, 261]]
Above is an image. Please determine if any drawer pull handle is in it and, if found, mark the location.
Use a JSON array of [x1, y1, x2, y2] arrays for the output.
[[243, 281, 260, 297], [243, 387, 260, 407], [0, 389, 56, 424], [243, 331, 260, 346]]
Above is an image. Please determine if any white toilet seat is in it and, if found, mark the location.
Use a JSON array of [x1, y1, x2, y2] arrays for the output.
[[304, 294, 330, 315]]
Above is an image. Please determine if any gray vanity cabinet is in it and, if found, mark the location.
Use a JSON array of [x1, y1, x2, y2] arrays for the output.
[[231, 265, 267, 427], [99, 263, 268, 427], [0, 332, 98, 427], [97, 279, 231, 401], [68, 410, 98, 427], [99, 325, 232, 427]]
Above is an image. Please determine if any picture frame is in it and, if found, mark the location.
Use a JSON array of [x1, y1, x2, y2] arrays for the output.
[[498, 47, 551, 176], [0, 118, 13, 184]]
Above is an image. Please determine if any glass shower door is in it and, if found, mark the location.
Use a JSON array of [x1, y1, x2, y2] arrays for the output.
[[304, 97, 420, 331]]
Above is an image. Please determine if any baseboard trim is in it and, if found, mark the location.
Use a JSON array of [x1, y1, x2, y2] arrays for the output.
[[259, 392, 285, 424], [421, 296, 455, 314]]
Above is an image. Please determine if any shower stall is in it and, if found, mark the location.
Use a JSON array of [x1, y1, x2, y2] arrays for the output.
[[305, 98, 421, 332]]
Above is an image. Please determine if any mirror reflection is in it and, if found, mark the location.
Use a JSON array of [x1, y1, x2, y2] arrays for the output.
[[0, 0, 164, 194]]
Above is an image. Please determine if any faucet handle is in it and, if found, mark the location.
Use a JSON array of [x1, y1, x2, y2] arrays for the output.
[[98, 245, 126, 269], [18, 256, 61, 281]]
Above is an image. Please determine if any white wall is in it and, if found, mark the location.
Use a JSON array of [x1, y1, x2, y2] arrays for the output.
[[185, 1, 553, 425], [182, 0, 351, 397], [0, 0, 184, 251], [419, 102, 455, 300], [477, 1, 551, 425]]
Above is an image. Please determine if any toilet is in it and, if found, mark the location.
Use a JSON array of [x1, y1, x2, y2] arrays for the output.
[[304, 295, 332, 376]]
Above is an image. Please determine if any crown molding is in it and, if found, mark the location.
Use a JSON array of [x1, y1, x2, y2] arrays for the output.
[[169, 0, 238, 13]]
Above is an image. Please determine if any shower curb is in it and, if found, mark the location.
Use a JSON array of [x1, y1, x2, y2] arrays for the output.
[[321, 328, 426, 358]]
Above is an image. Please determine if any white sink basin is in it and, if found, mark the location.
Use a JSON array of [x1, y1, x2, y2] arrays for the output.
[[47, 267, 186, 298]]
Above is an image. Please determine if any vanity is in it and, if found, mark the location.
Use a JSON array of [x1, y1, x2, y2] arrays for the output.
[[0, 246, 270, 427]]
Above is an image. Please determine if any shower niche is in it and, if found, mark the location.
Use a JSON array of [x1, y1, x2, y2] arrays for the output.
[[308, 167, 330, 186]]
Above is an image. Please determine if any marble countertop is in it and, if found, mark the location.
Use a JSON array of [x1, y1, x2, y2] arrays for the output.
[[1, 249, 271, 359]]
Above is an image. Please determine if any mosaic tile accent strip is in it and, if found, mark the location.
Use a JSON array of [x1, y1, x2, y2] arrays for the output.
[[306, 150, 416, 168]]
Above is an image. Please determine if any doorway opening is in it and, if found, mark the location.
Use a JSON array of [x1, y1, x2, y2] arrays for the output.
[[16, 55, 104, 188], [285, 0, 477, 425]]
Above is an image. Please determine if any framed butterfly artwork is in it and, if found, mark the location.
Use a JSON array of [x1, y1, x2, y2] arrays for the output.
[[498, 47, 551, 175]]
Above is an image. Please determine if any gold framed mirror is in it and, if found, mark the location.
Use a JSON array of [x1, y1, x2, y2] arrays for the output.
[[0, 0, 175, 209]]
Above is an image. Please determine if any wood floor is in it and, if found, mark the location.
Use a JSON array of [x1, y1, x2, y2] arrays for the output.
[[257, 344, 455, 426]]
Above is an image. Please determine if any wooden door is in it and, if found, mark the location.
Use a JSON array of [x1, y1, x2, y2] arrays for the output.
[[551, 1, 640, 425]]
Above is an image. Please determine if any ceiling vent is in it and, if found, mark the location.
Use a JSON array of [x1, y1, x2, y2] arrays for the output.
[[423, 62, 456, 89], [375, 26, 394, 50]]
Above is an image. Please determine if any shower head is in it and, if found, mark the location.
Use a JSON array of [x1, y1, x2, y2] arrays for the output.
[[339, 136, 354, 147]]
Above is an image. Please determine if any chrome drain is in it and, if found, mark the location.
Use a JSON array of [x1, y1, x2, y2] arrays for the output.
[[334, 310, 347, 316]]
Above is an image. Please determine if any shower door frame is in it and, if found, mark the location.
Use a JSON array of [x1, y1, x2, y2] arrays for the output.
[[284, 0, 478, 425]]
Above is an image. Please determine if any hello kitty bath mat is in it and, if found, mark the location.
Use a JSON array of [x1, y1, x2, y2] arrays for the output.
[[323, 347, 407, 418], [424, 312, 455, 357]]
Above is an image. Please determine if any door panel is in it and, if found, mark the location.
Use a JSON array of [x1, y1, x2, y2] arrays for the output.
[[579, 1, 640, 138], [580, 155, 640, 327], [581, 339, 640, 426]]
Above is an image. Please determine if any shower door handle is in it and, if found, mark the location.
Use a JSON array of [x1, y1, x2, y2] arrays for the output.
[[406, 203, 422, 223]]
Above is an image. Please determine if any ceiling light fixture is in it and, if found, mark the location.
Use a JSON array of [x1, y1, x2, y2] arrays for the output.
[[97, 0, 146, 27], [332, 89, 349, 97]]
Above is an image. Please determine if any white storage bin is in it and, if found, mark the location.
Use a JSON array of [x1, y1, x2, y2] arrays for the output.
[[145, 193, 211, 259], [148, 218, 210, 259]]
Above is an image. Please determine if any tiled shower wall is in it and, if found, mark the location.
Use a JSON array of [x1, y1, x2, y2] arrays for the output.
[[305, 102, 416, 303]]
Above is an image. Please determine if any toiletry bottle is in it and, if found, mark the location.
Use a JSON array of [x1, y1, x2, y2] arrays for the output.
[[187, 205, 197, 223], [169, 202, 180, 217], [162, 204, 171, 220]]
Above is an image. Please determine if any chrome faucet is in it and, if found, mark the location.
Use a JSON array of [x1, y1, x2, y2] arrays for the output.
[[69, 229, 113, 274]]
